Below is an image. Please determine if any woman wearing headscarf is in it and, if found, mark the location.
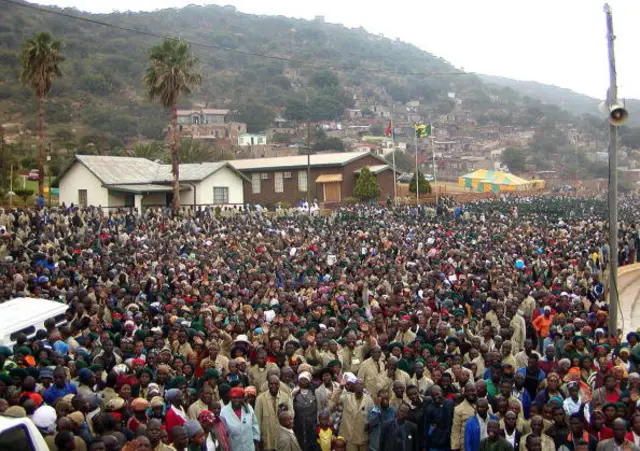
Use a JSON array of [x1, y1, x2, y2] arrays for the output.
[[292, 371, 318, 451], [198, 406, 231, 451], [164, 388, 187, 438], [219, 386, 260, 451]]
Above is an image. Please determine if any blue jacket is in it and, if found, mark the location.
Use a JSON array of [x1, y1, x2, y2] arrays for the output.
[[464, 413, 498, 451]]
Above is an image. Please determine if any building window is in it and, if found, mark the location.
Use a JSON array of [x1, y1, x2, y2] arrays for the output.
[[298, 170, 307, 192], [213, 187, 229, 204], [284, 171, 292, 179], [260, 173, 269, 180], [78, 189, 87, 208], [251, 173, 261, 194], [275, 172, 284, 193]]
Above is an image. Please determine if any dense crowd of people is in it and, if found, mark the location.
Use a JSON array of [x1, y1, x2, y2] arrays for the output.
[[2, 195, 640, 451]]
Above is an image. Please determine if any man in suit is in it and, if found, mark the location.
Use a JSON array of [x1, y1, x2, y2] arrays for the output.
[[500, 411, 522, 451], [597, 418, 640, 451], [276, 409, 302, 451], [423, 385, 454, 451], [380, 403, 418, 451], [451, 381, 477, 451]]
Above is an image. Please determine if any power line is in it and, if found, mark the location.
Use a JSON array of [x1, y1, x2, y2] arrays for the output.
[[1, 0, 470, 77]]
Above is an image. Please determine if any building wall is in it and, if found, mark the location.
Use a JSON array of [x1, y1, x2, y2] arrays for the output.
[[142, 192, 168, 206], [375, 170, 395, 200], [238, 134, 267, 147], [194, 167, 245, 205], [59, 162, 109, 207], [240, 154, 393, 205]]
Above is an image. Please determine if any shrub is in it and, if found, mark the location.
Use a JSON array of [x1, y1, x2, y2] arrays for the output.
[[14, 188, 34, 203]]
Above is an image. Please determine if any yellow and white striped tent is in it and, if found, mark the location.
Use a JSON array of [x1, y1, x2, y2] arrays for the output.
[[458, 170, 532, 192]]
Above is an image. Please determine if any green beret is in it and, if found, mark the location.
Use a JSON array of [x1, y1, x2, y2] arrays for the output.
[[89, 364, 104, 372], [204, 368, 220, 379], [307, 322, 320, 332], [388, 342, 404, 351], [75, 360, 88, 369], [398, 358, 412, 374], [171, 376, 186, 388], [15, 346, 32, 356], [134, 330, 148, 341], [0, 346, 14, 358], [446, 337, 460, 345], [327, 359, 342, 368], [137, 367, 153, 378], [421, 344, 435, 355], [354, 308, 365, 317], [0, 373, 12, 385]]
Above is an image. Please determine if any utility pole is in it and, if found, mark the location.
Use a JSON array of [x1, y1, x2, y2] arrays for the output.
[[306, 121, 311, 215], [604, 3, 622, 336]]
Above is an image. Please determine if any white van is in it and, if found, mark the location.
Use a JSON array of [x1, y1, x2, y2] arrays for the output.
[[0, 297, 69, 346], [0, 416, 49, 450]]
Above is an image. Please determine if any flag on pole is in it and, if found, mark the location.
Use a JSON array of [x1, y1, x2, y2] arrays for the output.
[[385, 121, 393, 137], [414, 124, 432, 138]]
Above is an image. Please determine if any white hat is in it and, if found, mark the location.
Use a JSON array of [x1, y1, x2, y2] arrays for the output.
[[32, 406, 57, 430], [343, 372, 358, 384], [234, 334, 249, 344]]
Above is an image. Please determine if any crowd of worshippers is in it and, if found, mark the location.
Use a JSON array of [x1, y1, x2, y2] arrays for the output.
[[3, 195, 640, 450]]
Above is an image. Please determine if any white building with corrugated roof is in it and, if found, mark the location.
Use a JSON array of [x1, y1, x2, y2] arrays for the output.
[[58, 155, 248, 211]]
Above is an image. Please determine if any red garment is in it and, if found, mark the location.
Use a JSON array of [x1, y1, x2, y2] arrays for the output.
[[164, 407, 186, 441], [127, 416, 145, 432]]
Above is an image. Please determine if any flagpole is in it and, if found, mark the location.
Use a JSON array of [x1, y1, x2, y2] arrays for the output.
[[414, 128, 419, 206], [391, 122, 397, 203], [431, 122, 437, 205]]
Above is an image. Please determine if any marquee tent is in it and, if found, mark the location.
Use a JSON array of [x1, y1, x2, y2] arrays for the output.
[[458, 169, 532, 192]]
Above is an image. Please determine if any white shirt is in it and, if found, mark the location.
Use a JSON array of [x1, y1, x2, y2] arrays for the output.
[[503, 428, 517, 448], [633, 431, 640, 446], [477, 414, 490, 441], [563, 396, 582, 416]]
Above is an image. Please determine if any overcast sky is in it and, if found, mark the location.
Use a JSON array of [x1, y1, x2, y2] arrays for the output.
[[33, 0, 639, 101]]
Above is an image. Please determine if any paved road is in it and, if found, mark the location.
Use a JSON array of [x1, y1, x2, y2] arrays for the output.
[[617, 266, 640, 336]]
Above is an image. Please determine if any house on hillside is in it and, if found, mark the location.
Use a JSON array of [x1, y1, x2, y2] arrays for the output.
[[230, 151, 395, 205], [238, 133, 268, 147], [59, 155, 248, 211], [173, 108, 247, 143]]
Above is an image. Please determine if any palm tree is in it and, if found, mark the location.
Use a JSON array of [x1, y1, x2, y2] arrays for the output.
[[176, 138, 219, 164], [127, 141, 167, 161], [144, 39, 201, 213], [20, 32, 64, 197]]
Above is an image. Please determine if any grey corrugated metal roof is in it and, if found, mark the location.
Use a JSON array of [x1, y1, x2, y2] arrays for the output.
[[73, 156, 246, 185], [76, 155, 161, 184], [354, 164, 391, 175], [108, 184, 182, 194], [230, 151, 376, 171]]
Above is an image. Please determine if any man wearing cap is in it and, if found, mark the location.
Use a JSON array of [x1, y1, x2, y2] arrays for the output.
[[255, 375, 293, 451], [336, 377, 374, 451]]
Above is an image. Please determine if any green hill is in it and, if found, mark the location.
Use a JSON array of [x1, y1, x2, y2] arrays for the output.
[[479, 74, 640, 127], [0, 0, 626, 160]]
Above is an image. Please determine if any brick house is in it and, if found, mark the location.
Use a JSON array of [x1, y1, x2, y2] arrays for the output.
[[230, 151, 395, 205]]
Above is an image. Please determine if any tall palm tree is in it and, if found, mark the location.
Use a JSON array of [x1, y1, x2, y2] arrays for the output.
[[176, 138, 219, 164], [144, 39, 201, 213], [127, 141, 167, 161], [20, 32, 64, 197]]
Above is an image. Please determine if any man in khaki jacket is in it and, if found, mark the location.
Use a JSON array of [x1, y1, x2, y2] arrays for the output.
[[337, 378, 375, 451], [249, 348, 278, 393], [357, 346, 385, 396], [255, 375, 294, 451], [451, 381, 478, 451]]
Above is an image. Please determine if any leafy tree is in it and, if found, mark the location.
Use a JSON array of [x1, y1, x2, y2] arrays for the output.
[[409, 170, 431, 194], [501, 147, 526, 173], [231, 102, 275, 133], [310, 69, 339, 89], [14, 188, 34, 203], [385, 150, 414, 173], [313, 136, 345, 152], [145, 38, 201, 213], [354, 167, 380, 201], [20, 31, 64, 196]]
